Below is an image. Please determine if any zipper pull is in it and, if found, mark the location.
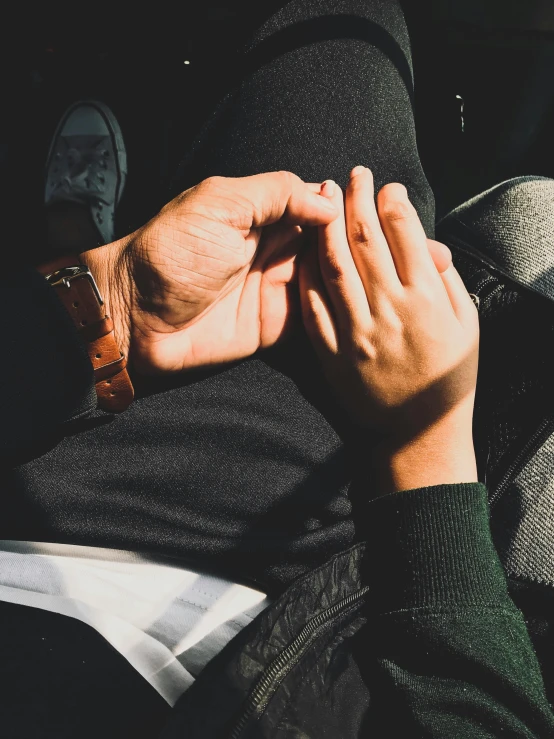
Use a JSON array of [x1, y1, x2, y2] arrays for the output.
[[464, 268, 502, 312]]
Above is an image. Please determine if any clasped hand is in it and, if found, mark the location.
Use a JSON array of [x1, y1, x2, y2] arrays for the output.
[[83, 170, 454, 382], [298, 167, 479, 444]]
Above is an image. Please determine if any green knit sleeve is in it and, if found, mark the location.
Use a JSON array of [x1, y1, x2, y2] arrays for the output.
[[362, 483, 554, 737]]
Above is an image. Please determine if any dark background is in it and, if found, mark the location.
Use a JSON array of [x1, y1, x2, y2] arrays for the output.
[[1, 0, 553, 258], [0, 3, 553, 737]]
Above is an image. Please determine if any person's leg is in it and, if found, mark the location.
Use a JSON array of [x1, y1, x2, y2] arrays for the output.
[[436, 175, 554, 706], [436, 175, 554, 510], [171, 0, 435, 236], [436, 175, 554, 499], [6, 0, 434, 596], [437, 176, 554, 295]]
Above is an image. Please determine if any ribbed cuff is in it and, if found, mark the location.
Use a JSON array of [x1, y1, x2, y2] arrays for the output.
[[364, 483, 509, 613]]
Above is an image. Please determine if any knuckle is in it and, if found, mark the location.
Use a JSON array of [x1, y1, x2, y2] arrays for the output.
[[349, 220, 374, 246], [277, 170, 298, 187], [201, 175, 227, 194], [380, 197, 414, 222]]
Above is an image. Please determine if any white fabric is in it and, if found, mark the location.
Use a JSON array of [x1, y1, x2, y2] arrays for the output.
[[0, 541, 270, 706]]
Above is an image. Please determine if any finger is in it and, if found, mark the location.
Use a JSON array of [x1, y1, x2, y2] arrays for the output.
[[317, 179, 373, 336], [440, 263, 479, 324], [205, 171, 339, 231], [344, 167, 400, 290], [313, 179, 452, 276], [377, 183, 439, 286], [254, 222, 305, 269], [298, 236, 339, 357], [427, 239, 452, 274]]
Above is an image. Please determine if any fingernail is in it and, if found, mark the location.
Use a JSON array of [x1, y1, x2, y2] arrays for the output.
[[351, 165, 366, 177], [320, 179, 336, 197]]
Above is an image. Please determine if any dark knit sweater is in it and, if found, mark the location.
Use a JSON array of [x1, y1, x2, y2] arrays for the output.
[[361, 483, 554, 736]]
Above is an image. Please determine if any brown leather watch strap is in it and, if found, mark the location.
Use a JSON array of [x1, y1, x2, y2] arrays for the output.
[[43, 262, 134, 412]]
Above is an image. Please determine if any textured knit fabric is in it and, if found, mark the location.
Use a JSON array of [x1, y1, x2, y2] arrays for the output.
[[496, 435, 554, 586], [169, 0, 435, 234], [438, 176, 554, 299], [437, 177, 554, 590]]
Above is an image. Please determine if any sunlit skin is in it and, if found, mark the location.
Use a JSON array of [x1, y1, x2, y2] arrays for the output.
[[298, 167, 479, 494], [77, 167, 477, 494], [82, 171, 452, 375]]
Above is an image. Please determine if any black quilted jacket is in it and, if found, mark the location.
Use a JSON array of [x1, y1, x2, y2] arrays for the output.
[[159, 483, 554, 738]]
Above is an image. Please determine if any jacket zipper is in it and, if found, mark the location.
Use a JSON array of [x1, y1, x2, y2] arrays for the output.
[[471, 273, 502, 311], [441, 235, 554, 506], [489, 415, 554, 507], [470, 274, 554, 505], [477, 282, 503, 310], [228, 585, 370, 739]]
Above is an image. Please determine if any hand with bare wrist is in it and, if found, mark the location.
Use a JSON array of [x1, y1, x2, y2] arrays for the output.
[[298, 166, 480, 496], [78, 171, 454, 383], [369, 413, 478, 497]]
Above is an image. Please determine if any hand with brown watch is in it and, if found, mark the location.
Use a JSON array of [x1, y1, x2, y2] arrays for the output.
[[40, 172, 453, 413]]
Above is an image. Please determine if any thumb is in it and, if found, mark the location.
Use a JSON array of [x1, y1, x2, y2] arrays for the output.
[[215, 171, 339, 230]]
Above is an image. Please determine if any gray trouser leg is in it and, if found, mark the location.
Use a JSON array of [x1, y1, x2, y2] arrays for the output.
[[437, 175, 554, 301], [438, 176, 554, 587]]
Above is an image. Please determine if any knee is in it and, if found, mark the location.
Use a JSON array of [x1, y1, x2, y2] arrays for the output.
[[440, 175, 554, 229]]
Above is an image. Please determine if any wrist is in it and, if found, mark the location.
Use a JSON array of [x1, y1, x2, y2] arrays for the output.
[[369, 409, 478, 498], [79, 238, 132, 363]]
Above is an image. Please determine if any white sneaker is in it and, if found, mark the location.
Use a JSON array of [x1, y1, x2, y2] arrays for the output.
[[44, 100, 127, 245]]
